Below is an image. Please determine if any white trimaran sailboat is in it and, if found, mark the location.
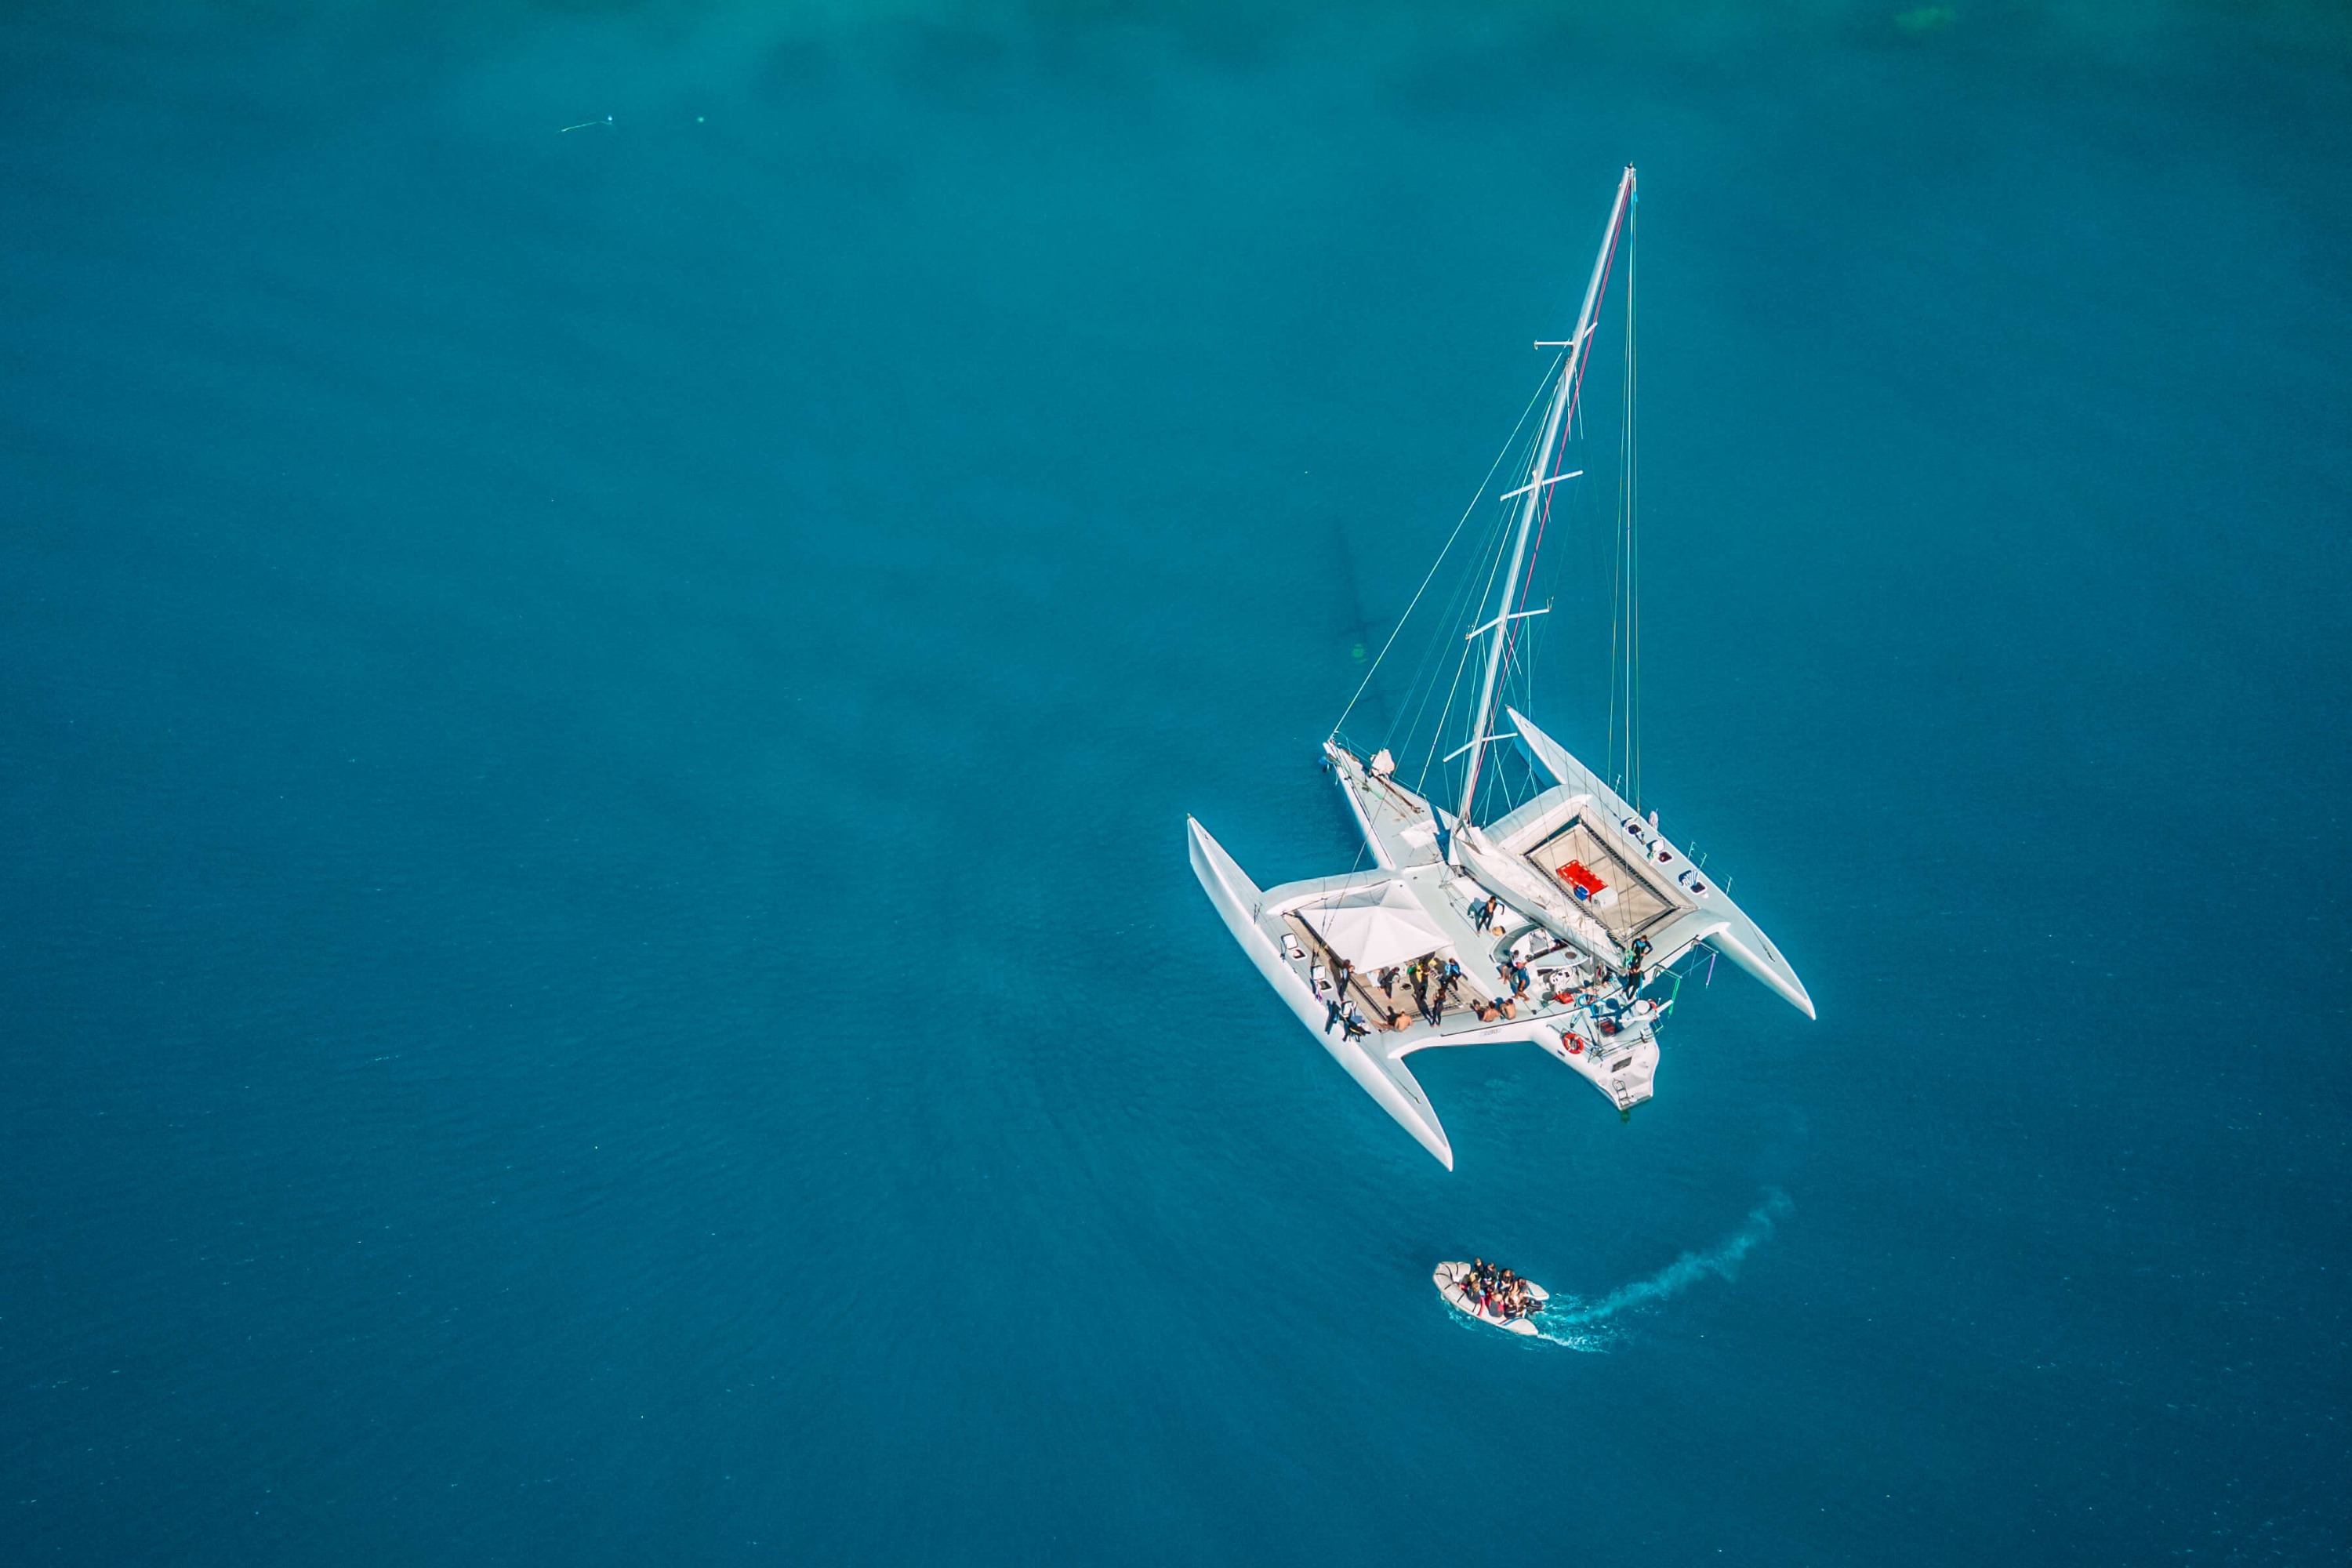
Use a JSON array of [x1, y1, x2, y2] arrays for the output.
[[1187, 167, 1813, 1169]]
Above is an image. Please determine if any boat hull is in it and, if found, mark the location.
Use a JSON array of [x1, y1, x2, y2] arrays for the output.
[[1187, 817, 1456, 1169], [1433, 1261, 1546, 1335]]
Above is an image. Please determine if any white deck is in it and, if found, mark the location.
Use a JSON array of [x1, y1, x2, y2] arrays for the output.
[[1189, 809, 1664, 1164], [1190, 712, 1802, 1166]]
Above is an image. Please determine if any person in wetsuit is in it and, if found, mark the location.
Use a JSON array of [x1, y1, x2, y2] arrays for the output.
[[1623, 935, 1653, 995], [1436, 957, 1463, 1017]]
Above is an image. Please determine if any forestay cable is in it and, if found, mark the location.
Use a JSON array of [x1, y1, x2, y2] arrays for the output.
[[1330, 360, 1561, 742]]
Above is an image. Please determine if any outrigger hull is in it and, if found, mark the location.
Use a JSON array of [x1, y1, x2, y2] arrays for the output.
[[1189, 817, 1457, 1168], [1507, 709, 1813, 1019]]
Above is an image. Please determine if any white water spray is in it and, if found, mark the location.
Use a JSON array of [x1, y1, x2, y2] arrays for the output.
[[1534, 1188, 1792, 1346]]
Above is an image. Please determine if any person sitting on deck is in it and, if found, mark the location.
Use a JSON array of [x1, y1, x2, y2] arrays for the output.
[[1342, 1004, 1370, 1040]]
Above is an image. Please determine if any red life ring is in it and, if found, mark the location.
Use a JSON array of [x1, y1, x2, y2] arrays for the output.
[[1566, 1033, 1586, 1054]]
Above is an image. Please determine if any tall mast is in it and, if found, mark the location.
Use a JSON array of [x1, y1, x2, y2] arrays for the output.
[[1454, 164, 1635, 840]]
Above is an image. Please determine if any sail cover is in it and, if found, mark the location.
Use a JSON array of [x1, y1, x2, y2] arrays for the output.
[[1299, 883, 1450, 971]]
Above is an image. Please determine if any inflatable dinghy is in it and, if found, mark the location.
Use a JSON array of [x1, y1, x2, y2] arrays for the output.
[[1434, 1261, 1550, 1337]]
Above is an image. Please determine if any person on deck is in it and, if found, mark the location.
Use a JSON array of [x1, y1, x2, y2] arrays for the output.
[[1507, 958, 1531, 999], [1623, 935, 1652, 996]]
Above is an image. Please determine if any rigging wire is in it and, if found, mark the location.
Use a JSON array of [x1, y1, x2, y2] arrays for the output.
[[1391, 510, 1505, 778], [1505, 500, 1572, 813], [1416, 494, 1529, 795], [1463, 180, 1628, 824], [1330, 361, 1561, 742], [1388, 389, 1555, 797], [1333, 175, 1635, 826], [1627, 194, 1640, 809], [1401, 498, 1519, 794], [1412, 622, 1481, 799], [1605, 195, 1641, 809], [1388, 452, 1530, 792]]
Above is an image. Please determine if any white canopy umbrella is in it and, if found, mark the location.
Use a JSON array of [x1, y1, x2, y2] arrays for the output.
[[1299, 883, 1450, 971]]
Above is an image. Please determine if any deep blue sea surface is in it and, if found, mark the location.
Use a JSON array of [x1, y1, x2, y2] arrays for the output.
[[4, 3, 2349, 1561]]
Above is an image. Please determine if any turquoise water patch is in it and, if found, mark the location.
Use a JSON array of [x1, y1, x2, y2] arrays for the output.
[[2, 2, 2347, 1564]]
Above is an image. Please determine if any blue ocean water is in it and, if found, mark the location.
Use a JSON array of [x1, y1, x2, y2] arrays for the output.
[[3, 2, 2348, 1560]]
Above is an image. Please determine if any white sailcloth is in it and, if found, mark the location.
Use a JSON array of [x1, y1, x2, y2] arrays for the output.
[[1298, 884, 1450, 971]]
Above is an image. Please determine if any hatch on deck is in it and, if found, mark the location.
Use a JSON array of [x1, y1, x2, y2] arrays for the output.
[[1526, 817, 1682, 942]]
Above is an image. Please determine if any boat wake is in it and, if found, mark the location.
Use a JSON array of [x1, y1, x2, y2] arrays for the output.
[[1531, 1188, 1793, 1349]]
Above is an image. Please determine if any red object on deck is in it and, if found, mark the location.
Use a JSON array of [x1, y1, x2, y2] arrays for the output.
[[1558, 859, 1608, 897]]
